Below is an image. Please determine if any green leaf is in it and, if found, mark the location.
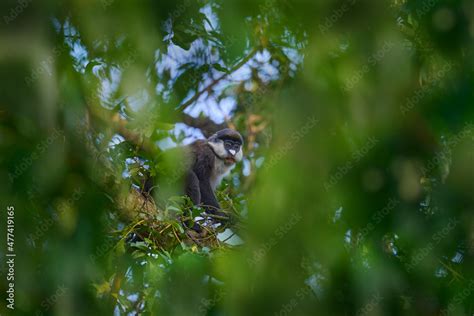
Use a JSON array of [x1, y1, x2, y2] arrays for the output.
[[212, 63, 229, 74]]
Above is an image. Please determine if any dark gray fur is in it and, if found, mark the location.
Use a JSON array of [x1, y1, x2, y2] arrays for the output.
[[185, 139, 221, 213], [143, 129, 243, 217]]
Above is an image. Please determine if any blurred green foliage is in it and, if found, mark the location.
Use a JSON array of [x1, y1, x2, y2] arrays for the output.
[[1, 0, 474, 315]]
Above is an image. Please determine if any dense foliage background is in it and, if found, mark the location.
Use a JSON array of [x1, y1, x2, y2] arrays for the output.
[[1, 0, 474, 315]]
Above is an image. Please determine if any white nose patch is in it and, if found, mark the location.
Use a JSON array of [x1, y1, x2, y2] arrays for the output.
[[229, 149, 236, 155]]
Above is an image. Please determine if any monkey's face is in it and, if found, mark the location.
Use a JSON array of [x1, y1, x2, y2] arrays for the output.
[[208, 133, 243, 166], [223, 139, 243, 164]]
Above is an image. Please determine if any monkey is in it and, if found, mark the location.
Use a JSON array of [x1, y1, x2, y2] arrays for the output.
[[142, 128, 243, 226], [185, 128, 243, 215]]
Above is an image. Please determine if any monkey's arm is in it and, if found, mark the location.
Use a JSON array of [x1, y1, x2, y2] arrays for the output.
[[185, 171, 201, 205], [190, 142, 220, 213], [142, 174, 154, 195], [199, 179, 220, 214]]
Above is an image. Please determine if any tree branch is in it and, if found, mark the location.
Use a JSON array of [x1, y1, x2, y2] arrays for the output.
[[182, 113, 226, 137], [176, 47, 258, 111], [87, 48, 259, 153], [86, 104, 156, 154]]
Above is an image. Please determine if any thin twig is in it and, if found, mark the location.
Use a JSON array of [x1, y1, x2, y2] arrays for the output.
[[176, 47, 258, 111]]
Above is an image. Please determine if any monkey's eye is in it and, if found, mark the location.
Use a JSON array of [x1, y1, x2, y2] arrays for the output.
[[224, 140, 233, 148]]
